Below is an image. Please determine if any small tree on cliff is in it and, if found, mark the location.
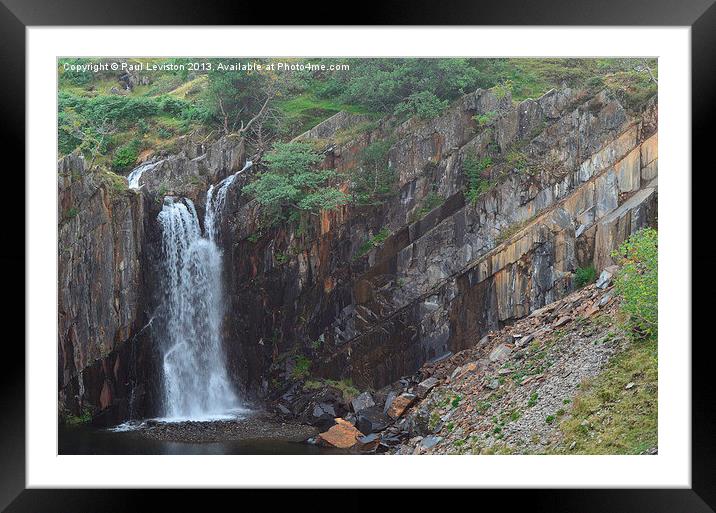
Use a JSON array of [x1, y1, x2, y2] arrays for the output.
[[243, 142, 348, 224], [350, 139, 396, 204]]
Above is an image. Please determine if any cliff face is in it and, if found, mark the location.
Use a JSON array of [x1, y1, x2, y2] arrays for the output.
[[57, 85, 657, 424], [216, 86, 657, 397], [58, 155, 154, 424]]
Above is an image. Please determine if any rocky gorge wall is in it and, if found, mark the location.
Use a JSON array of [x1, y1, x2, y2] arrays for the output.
[[57, 84, 657, 424], [215, 86, 658, 396]]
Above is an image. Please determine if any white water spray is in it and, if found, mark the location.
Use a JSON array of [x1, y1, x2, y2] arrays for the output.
[[157, 196, 241, 421], [127, 160, 163, 189], [205, 160, 252, 242]]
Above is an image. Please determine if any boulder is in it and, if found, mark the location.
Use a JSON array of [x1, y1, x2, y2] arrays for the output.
[[310, 403, 337, 431], [351, 391, 376, 413], [516, 333, 535, 348], [416, 377, 439, 398], [383, 391, 398, 414], [356, 406, 391, 434], [596, 265, 619, 289], [489, 343, 512, 362], [355, 433, 381, 452], [317, 418, 362, 449], [386, 393, 417, 419], [421, 435, 443, 449], [554, 316, 571, 327]]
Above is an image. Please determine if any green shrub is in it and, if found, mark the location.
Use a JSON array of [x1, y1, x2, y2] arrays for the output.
[[506, 149, 529, 173], [394, 90, 449, 119], [351, 139, 396, 204], [492, 81, 513, 100], [474, 111, 497, 127], [243, 142, 348, 223], [64, 408, 92, 425], [574, 266, 597, 288], [292, 355, 311, 380], [612, 228, 658, 338], [463, 154, 493, 204], [112, 140, 141, 172]]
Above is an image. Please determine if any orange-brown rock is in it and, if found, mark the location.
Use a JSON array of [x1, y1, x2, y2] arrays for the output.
[[317, 418, 362, 449], [387, 393, 416, 419]]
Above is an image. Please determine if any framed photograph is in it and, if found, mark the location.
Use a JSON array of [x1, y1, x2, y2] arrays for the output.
[[4, 0, 713, 510]]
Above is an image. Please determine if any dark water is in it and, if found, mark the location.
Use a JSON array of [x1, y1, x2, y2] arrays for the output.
[[59, 423, 342, 455]]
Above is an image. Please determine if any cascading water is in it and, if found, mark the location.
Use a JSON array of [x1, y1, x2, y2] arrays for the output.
[[205, 160, 252, 242], [127, 160, 163, 189], [156, 195, 241, 421]]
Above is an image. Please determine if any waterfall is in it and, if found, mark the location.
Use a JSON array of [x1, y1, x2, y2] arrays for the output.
[[127, 160, 162, 189], [205, 160, 252, 242], [156, 196, 241, 420]]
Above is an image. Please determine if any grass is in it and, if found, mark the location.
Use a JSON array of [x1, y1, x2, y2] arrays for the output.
[[276, 94, 376, 137], [527, 392, 539, 407], [556, 334, 657, 454], [168, 75, 208, 99], [355, 227, 391, 258], [304, 378, 359, 402]]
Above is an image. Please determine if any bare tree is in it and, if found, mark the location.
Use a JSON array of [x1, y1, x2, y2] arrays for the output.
[[640, 59, 658, 85]]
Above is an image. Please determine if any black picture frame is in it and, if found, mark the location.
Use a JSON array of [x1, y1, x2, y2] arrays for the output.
[[2, 0, 713, 510]]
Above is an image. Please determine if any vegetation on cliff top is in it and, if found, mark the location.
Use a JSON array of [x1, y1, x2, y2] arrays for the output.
[[58, 58, 657, 170]]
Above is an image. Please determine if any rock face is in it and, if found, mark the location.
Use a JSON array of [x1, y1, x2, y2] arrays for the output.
[[58, 85, 658, 427], [217, 87, 657, 397], [58, 154, 155, 424]]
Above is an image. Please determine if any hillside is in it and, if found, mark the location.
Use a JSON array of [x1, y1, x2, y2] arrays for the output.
[[57, 58, 658, 455]]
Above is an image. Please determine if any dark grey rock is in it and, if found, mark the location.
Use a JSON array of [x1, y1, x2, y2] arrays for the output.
[[356, 406, 391, 434], [416, 377, 439, 398], [351, 391, 376, 413], [421, 435, 443, 449]]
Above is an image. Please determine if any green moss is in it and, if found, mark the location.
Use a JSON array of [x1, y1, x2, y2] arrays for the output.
[[356, 227, 391, 258], [99, 169, 129, 197], [291, 355, 311, 380]]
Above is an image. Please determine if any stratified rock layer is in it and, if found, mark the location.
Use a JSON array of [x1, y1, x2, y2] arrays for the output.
[[57, 85, 658, 426]]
